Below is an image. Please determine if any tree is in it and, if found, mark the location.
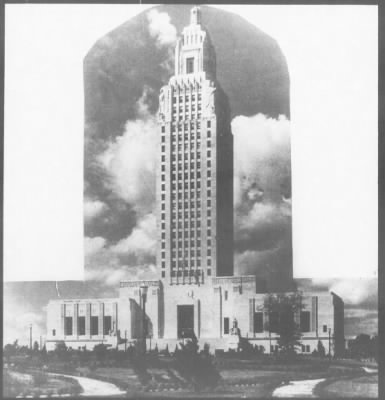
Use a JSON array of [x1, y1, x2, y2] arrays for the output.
[[349, 334, 372, 359], [317, 340, 326, 357], [33, 341, 39, 352], [93, 344, 108, 362], [4, 340, 19, 361], [175, 335, 220, 391], [262, 292, 304, 357]]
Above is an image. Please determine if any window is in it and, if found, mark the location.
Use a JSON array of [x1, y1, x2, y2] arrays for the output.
[[161, 155, 165, 162], [207, 121, 211, 128], [161, 126, 165, 133], [161, 204, 165, 211], [161, 271, 165, 278], [52, 329, 56, 337], [254, 312, 264, 333], [207, 269, 211, 276], [104, 316, 112, 335], [65, 317, 73, 336], [186, 57, 194, 73], [224, 317, 230, 334], [91, 317, 99, 335], [300, 311, 311, 332], [161, 261, 165, 268], [207, 131, 211, 138], [78, 316, 86, 335], [162, 194, 165, 201], [323, 324, 328, 333], [207, 160, 211, 167], [161, 184, 165, 191], [224, 290, 228, 301], [161, 136, 165, 142], [306, 345, 310, 352], [207, 259, 211, 266]]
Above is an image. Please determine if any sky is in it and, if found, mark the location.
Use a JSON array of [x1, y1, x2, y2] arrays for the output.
[[3, 4, 378, 344], [4, 4, 377, 282]]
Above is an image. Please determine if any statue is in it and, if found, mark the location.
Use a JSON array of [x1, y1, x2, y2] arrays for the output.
[[230, 318, 241, 336], [227, 318, 241, 352]]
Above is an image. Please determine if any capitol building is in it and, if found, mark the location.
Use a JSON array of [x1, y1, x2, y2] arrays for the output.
[[46, 7, 345, 356]]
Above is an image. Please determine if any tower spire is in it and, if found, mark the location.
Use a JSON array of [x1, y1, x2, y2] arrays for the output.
[[190, 6, 201, 25]]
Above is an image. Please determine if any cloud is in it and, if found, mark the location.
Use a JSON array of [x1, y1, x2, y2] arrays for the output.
[[99, 109, 157, 216], [84, 213, 157, 286], [84, 236, 107, 256], [232, 113, 291, 207], [3, 302, 45, 347], [231, 114, 292, 286], [84, 199, 107, 220], [111, 213, 156, 256], [147, 9, 177, 47]]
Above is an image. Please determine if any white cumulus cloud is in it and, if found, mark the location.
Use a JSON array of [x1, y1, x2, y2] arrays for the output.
[[99, 115, 157, 215], [84, 199, 107, 220], [147, 9, 177, 47]]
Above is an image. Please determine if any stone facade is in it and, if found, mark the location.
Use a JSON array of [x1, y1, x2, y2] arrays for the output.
[[157, 6, 233, 284], [46, 7, 344, 356], [46, 283, 344, 356]]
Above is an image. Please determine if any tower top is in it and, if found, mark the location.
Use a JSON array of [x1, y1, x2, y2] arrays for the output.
[[190, 6, 202, 25]]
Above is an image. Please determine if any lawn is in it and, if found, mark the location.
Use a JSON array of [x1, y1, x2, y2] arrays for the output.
[[317, 373, 378, 398]]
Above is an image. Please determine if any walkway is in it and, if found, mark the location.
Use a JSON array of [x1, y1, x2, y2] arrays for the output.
[[272, 378, 325, 398], [49, 373, 126, 397]]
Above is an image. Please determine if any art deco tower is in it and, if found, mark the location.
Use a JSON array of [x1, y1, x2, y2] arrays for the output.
[[157, 7, 233, 285]]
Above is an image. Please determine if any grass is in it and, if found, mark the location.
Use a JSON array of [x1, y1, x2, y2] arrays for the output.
[[316, 373, 378, 398]]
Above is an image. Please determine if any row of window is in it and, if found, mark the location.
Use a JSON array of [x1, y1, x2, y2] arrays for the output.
[[161, 160, 211, 170], [170, 268, 211, 277], [169, 190, 212, 200], [169, 220, 211, 229], [173, 112, 202, 119], [173, 104, 202, 112], [173, 94, 202, 102], [63, 315, 112, 336], [170, 249, 212, 257], [161, 202, 208, 212], [161, 120, 210, 133], [168, 151, 212, 161], [161, 259, 208, 269], [162, 239, 212, 247]]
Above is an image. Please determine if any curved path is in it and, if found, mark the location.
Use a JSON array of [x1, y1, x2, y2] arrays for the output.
[[49, 373, 126, 397], [272, 378, 325, 398]]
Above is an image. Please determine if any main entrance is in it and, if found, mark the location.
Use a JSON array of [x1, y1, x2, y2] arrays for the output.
[[177, 305, 194, 339]]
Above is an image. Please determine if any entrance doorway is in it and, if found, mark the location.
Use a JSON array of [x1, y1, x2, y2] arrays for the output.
[[177, 305, 194, 339]]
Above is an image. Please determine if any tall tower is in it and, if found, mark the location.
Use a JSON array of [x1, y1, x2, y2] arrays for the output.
[[157, 7, 233, 285]]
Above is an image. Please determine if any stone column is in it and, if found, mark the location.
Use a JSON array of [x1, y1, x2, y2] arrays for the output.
[[214, 287, 222, 337], [113, 302, 118, 336], [152, 288, 159, 339], [73, 303, 78, 338], [99, 303, 104, 337], [311, 296, 318, 334], [249, 298, 255, 337], [86, 303, 91, 338], [60, 304, 65, 337], [194, 299, 200, 338]]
